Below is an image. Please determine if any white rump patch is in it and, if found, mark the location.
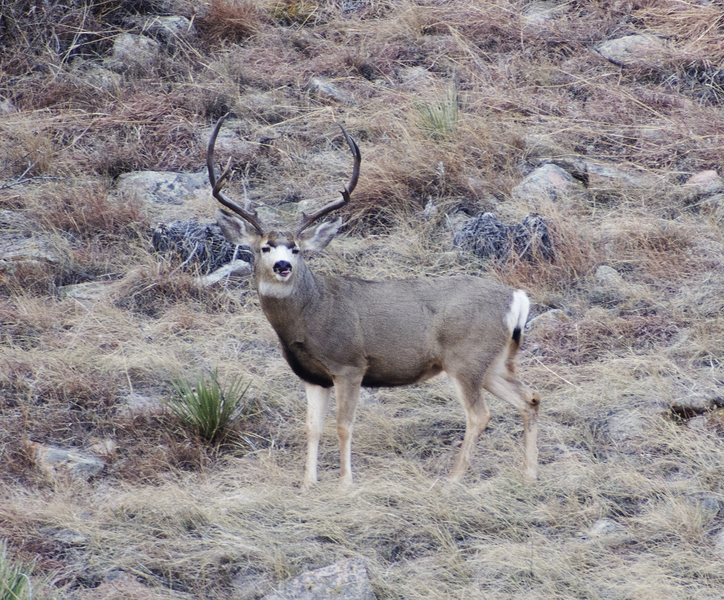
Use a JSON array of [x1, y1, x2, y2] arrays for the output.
[[505, 289, 530, 333]]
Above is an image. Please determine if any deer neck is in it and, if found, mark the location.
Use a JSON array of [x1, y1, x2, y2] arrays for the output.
[[257, 263, 322, 342]]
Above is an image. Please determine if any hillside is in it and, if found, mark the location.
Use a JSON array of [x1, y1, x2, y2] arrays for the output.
[[1, 1, 724, 598]]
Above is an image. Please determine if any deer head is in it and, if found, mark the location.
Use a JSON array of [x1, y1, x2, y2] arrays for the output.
[[207, 114, 360, 295]]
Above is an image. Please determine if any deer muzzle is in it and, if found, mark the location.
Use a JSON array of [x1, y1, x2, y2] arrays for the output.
[[273, 260, 292, 277]]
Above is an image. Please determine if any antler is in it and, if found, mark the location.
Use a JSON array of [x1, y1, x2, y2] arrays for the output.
[[296, 124, 361, 236], [207, 113, 265, 235]]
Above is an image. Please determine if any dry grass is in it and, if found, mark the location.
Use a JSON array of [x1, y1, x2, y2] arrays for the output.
[[1, 0, 724, 598]]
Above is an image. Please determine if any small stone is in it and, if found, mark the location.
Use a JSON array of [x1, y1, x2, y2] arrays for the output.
[[111, 33, 160, 72], [588, 519, 624, 537], [596, 35, 669, 69], [513, 164, 578, 203], [595, 265, 622, 286]]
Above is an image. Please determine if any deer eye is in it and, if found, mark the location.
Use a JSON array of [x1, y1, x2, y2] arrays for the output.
[[261, 247, 271, 253], [291, 248, 300, 255]]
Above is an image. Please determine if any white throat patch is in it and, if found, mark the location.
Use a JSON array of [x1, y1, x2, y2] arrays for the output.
[[258, 245, 297, 298]]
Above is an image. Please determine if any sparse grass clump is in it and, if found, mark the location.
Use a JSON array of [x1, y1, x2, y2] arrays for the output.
[[196, 0, 266, 43], [1, 0, 724, 598], [167, 369, 251, 443]]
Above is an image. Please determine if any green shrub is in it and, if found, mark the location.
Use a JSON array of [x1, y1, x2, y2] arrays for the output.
[[417, 84, 459, 140], [167, 369, 251, 443], [0, 541, 31, 600]]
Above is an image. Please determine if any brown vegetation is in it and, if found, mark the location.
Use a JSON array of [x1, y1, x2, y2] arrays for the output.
[[1, 0, 723, 598]]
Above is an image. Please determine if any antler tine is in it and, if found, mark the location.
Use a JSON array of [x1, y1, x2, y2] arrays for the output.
[[296, 124, 361, 236], [207, 113, 265, 235]]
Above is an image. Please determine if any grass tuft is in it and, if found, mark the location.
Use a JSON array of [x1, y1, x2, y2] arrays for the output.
[[0, 540, 32, 600], [167, 369, 251, 443]]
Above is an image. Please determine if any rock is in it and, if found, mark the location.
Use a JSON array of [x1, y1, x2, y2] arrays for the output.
[[110, 33, 161, 73], [152, 219, 253, 273], [421, 199, 438, 219], [82, 65, 122, 93], [27, 441, 105, 482], [595, 265, 622, 286], [587, 519, 625, 537], [60, 281, 111, 304], [200, 119, 258, 158], [523, 1, 566, 27], [682, 171, 724, 219], [453, 212, 556, 262], [0, 97, 15, 114], [196, 259, 252, 286], [512, 164, 579, 202], [607, 411, 646, 444], [714, 527, 724, 556], [684, 170, 724, 195], [142, 15, 197, 47], [1, 210, 63, 266], [596, 35, 669, 69], [263, 558, 376, 600], [584, 161, 655, 188], [116, 171, 210, 222], [309, 77, 355, 105], [685, 493, 721, 519], [527, 309, 569, 329]]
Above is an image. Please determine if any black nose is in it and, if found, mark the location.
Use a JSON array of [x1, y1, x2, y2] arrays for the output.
[[273, 261, 292, 275]]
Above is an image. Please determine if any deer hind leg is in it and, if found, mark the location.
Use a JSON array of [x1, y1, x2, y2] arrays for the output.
[[333, 372, 364, 487], [303, 383, 332, 490], [448, 375, 492, 484], [482, 348, 541, 481]]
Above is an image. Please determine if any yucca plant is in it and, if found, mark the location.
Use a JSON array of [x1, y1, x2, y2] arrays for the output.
[[0, 541, 31, 600], [167, 369, 251, 443], [416, 83, 459, 140]]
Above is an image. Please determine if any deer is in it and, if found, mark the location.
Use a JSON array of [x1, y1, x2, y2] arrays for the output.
[[206, 114, 541, 489]]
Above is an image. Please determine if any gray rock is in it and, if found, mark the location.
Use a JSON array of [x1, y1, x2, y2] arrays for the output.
[[27, 441, 105, 482], [584, 161, 655, 188], [196, 259, 252, 287], [110, 33, 161, 72], [684, 170, 724, 196], [82, 65, 122, 93], [142, 15, 197, 47], [512, 164, 579, 202], [116, 171, 210, 222], [263, 558, 376, 600], [714, 527, 724, 556], [596, 35, 669, 69], [200, 119, 258, 158], [607, 412, 646, 444], [587, 519, 625, 537], [309, 77, 355, 105], [61, 281, 111, 303], [595, 265, 622, 286]]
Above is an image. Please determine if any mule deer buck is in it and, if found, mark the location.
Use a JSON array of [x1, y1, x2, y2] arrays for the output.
[[207, 115, 540, 488]]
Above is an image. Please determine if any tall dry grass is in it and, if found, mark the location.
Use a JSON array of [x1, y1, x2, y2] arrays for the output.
[[1, 0, 723, 598]]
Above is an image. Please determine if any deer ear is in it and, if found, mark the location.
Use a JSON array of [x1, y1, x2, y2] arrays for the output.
[[216, 209, 262, 247], [298, 217, 342, 252]]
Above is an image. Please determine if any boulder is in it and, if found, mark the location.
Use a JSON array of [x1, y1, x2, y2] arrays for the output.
[[263, 559, 376, 600]]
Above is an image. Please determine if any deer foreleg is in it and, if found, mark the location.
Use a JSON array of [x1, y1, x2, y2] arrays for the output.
[[303, 383, 331, 490], [333, 374, 363, 487]]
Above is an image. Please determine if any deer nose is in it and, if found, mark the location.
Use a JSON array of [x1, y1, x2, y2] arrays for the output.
[[273, 261, 292, 276]]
